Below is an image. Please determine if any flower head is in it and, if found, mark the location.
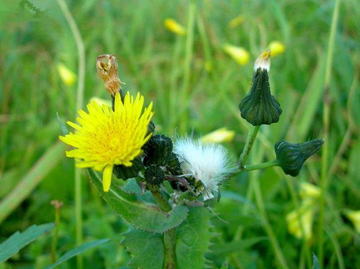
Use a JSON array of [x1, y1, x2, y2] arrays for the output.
[[268, 41, 286, 57], [60, 92, 154, 192], [57, 63, 76, 86], [286, 200, 315, 241], [223, 44, 250, 65], [201, 128, 235, 144], [174, 138, 234, 200], [164, 18, 186, 36], [228, 15, 245, 28], [345, 210, 360, 233]]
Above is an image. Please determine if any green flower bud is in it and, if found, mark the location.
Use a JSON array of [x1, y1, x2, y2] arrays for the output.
[[144, 165, 164, 186], [143, 135, 173, 166], [275, 139, 324, 176], [239, 51, 282, 126], [113, 157, 143, 180]]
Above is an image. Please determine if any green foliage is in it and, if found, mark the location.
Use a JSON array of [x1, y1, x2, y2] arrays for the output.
[[0, 223, 54, 262], [88, 170, 188, 233], [46, 239, 109, 269], [176, 207, 212, 269], [122, 230, 164, 269]]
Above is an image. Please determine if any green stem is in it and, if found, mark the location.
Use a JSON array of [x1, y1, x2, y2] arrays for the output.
[[151, 190, 176, 269], [179, 0, 196, 133], [243, 160, 279, 171], [56, 1, 85, 268], [239, 126, 260, 168], [51, 204, 61, 262], [318, 0, 340, 266]]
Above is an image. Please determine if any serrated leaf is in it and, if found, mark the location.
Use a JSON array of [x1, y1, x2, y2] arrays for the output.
[[122, 230, 164, 269], [46, 239, 109, 269], [0, 223, 54, 262], [88, 170, 188, 233], [176, 207, 212, 269]]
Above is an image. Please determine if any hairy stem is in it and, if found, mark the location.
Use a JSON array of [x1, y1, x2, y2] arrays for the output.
[[243, 160, 279, 171], [151, 190, 177, 269], [239, 126, 260, 168]]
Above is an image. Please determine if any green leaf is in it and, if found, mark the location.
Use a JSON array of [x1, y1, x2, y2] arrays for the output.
[[211, 237, 266, 256], [176, 207, 212, 269], [122, 230, 164, 269], [45, 239, 109, 269], [0, 223, 54, 262], [88, 170, 188, 233], [312, 253, 320, 269]]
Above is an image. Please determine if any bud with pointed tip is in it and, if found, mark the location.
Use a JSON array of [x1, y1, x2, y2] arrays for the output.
[[239, 51, 282, 126], [275, 139, 324, 176]]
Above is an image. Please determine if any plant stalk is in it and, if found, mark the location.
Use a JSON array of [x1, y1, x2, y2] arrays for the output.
[[239, 126, 260, 168], [243, 160, 279, 171], [152, 190, 177, 269], [56, 1, 85, 268]]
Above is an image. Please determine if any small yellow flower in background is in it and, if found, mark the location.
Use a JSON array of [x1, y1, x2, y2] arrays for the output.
[[60, 92, 154, 192], [228, 15, 245, 28], [299, 182, 321, 200], [164, 18, 186, 36], [345, 210, 360, 233], [286, 200, 315, 241], [204, 61, 213, 72], [201, 128, 235, 144], [90, 97, 112, 107], [268, 41, 286, 57], [57, 63, 76, 86], [223, 44, 250, 65]]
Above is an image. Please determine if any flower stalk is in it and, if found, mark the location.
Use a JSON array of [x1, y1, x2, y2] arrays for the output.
[[243, 159, 279, 171], [239, 126, 260, 168]]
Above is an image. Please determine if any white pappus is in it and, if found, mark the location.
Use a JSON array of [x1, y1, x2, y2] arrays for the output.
[[174, 138, 235, 200]]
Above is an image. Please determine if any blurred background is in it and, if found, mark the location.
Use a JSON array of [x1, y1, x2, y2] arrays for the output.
[[0, 0, 359, 268]]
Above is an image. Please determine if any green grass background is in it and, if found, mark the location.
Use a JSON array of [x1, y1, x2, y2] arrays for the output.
[[0, 0, 359, 268]]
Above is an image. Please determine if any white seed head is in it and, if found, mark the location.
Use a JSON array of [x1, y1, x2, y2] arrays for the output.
[[254, 50, 271, 72], [174, 138, 234, 200]]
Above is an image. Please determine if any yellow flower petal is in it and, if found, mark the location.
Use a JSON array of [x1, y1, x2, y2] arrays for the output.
[[102, 165, 113, 192], [57, 63, 76, 86], [286, 202, 314, 240], [201, 128, 235, 143], [164, 18, 186, 36], [299, 182, 321, 200], [223, 44, 250, 65], [268, 41, 286, 57], [228, 15, 245, 28], [345, 210, 360, 233]]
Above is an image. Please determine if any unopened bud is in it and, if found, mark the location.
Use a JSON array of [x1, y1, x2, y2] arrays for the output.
[[275, 139, 324, 176]]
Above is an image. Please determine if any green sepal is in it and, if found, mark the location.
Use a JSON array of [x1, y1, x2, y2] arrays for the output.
[[113, 157, 144, 180], [143, 135, 173, 166], [239, 69, 282, 126], [275, 139, 324, 176], [122, 230, 164, 269], [144, 165, 164, 186], [176, 207, 212, 269], [88, 169, 189, 233]]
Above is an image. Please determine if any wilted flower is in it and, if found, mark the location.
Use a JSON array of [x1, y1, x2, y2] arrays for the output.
[[228, 15, 245, 28], [275, 139, 323, 176], [96, 54, 123, 96], [174, 138, 234, 200], [201, 128, 235, 144], [60, 92, 154, 192], [345, 210, 360, 233], [57, 63, 76, 86], [239, 51, 282, 125], [268, 41, 286, 57], [286, 200, 315, 241], [223, 44, 250, 65], [164, 18, 186, 35]]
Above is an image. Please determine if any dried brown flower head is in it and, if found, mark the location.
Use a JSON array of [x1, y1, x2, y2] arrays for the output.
[[96, 54, 123, 96]]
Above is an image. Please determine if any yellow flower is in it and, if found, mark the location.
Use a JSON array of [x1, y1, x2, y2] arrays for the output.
[[228, 15, 245, 28], [60, 92, 154, 192], [57, 63, 76, 86], [201, 128, 235, 143], [268, 41, 286, 57], [345, 210, 360, 233], [223, 44, 250, 65], [299, 182, 321, 200], [164, 18, 186, 35], [286, 200, 315, 241]]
